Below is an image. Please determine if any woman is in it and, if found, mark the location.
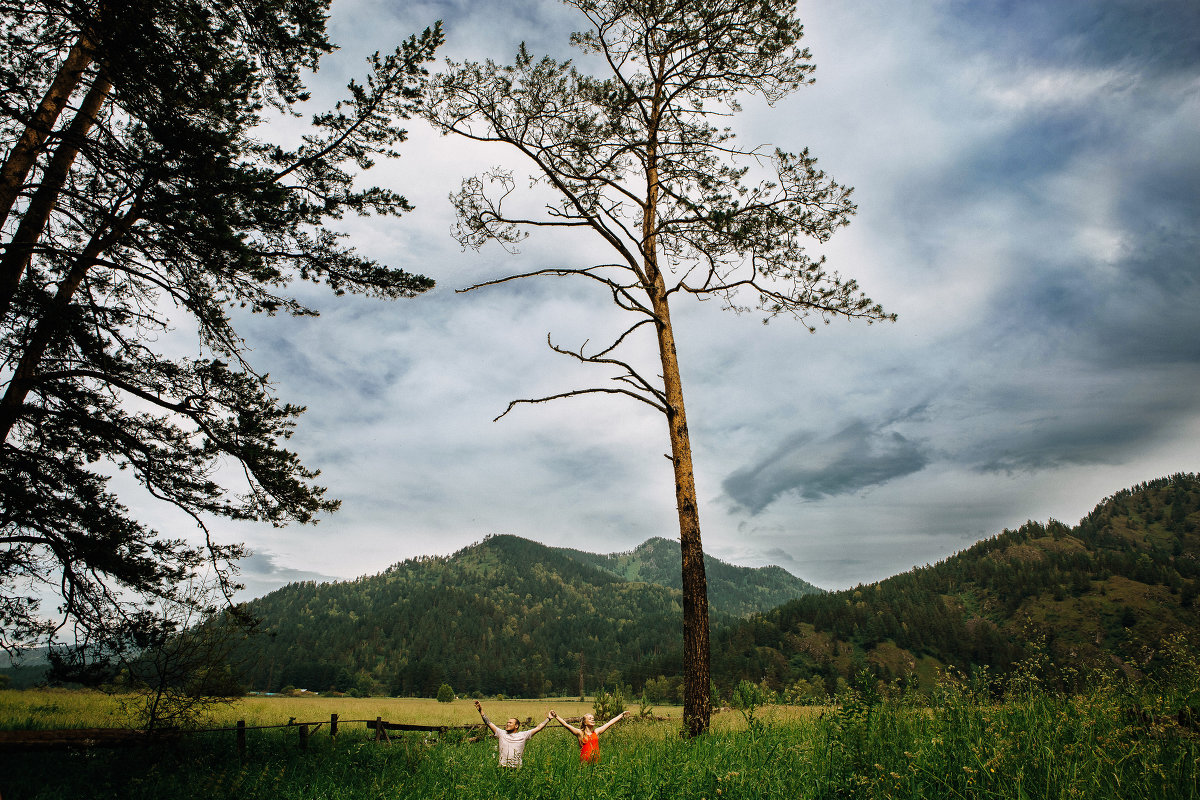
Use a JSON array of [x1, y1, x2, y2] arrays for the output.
[[549, 709, 627, 763]]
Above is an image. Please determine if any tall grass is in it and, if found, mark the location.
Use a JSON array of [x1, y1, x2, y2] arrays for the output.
[[0, 687, 125, 730], [2, 676, 1196, 799]]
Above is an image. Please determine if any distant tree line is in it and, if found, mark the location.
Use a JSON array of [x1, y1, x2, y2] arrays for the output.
[[233, 535, 691, 697], [229, 477, 1198, 701], [709, 473, 1200, 697]]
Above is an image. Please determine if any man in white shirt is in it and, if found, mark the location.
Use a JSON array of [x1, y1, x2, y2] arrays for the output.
[[475, 700, 552, 767]]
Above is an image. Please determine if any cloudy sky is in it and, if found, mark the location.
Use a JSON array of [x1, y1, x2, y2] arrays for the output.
[[176, 0, 1199, 597]]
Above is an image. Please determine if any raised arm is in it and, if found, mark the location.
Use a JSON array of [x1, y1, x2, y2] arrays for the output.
[[549, 710, 582, 737], [595, 711, 627, 735], [530, 714, 552, 738], [475, 700, 501, 735]]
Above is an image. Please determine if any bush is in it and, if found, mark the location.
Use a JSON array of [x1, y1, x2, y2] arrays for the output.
[[731, 679, 774, 731], [784, 676, 827, 705], [638, 690, 654, 718], [436, 683, 455, 703], [642, 674, 683, 704], [593, 685, 625, 721]]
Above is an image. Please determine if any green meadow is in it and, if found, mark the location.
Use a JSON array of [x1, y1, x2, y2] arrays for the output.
[[2, 676, 1196, 800]]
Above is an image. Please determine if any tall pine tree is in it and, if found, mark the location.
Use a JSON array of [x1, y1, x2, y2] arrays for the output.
[[424, 0, 891, 734]]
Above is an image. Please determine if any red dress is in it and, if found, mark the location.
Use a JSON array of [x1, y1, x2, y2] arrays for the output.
[[579, 731, 599, 763]]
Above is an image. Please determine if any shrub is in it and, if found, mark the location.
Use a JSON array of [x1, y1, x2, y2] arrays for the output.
[[638, 690, 654, 718], [731, 679, 773, 731], [642, 674, 683, 704], [593, 685, 625, 721], [436, 683, 455, 703]]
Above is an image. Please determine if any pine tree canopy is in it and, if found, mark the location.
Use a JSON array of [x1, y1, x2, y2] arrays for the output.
[[0, 0, 442, 661]]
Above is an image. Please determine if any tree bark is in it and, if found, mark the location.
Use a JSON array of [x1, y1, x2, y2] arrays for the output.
[[652, 292, 712, 737], [642, 89, 711, 735], [0, 37, 94, 230], [0, 71, 112, 321]]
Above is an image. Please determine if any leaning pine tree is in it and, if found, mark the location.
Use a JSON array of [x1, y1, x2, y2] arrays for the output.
[[0, 0, 441, 677], [424, 0, 893, 735]]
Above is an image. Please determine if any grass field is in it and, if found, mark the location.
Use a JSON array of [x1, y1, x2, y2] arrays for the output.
[[1, 683, 1196, 799], [0, 689, 823, 731]]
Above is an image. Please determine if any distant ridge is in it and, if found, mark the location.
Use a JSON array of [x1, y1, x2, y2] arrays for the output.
[[234, 534, 813, 697], [190, 475, 1200, 699], [711, 473, 1200, 693], [554, 536, 823, 616], [0, 645, 51, 689]]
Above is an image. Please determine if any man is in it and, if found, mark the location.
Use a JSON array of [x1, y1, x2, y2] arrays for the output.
[[474, 700, 552, 767]]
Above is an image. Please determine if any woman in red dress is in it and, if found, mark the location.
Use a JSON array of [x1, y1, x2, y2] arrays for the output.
[[549, 710, 627, 763]]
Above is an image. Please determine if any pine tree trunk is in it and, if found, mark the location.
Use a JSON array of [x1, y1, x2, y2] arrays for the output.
[[642, 77, 711, 734], [651, 294, 712, 737], [0, 71, 112, 320], [0, 37, 94, 229]]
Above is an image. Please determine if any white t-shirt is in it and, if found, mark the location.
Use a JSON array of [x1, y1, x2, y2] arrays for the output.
[[495, 728, 535, 767]]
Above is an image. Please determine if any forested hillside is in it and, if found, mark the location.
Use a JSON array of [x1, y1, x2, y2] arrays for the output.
[[0, 646, 50, 689], [234, 475, 1199, 700], [233, 534, 813, 697], [710, 473, 1200, 696], [554, 537, 822, 616]]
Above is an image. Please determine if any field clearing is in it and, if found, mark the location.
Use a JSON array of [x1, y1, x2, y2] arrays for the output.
[[1, 686, 1194, 799], [0, 687, 126, 730], [0, 688, 825, 733]]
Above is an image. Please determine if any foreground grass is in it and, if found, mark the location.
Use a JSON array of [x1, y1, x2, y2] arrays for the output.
[[1, 687, 1195, 799]]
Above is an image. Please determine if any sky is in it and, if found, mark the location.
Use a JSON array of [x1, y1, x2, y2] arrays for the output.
[[163, 0, 1200, 598]]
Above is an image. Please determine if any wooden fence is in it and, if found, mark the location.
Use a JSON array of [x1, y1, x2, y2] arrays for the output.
[[0, 714, 479, 755]]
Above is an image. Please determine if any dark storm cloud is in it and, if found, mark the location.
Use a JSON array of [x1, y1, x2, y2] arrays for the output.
[[968, 395, 1187, 474], [1000, 229, 1200, 370], [891, 0, 1200, 482], [722, 418, 931, 513], [944, 0, 1200, 74]]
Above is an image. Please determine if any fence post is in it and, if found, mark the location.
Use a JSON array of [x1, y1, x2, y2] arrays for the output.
[[299, 723, 309, 750], [330, 713, 338, 737], [236, 720, 246, 759], [375, 716, 383, 742]]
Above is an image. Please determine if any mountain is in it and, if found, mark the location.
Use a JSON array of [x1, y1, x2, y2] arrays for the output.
[[710, 473, 1200, 695], [233, 534, 815, 697], [554, 537, 822, 616], [0, 646, 51, 689]]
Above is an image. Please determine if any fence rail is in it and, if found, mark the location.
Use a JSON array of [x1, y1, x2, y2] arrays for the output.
[[0, 713, 480, 754], [0, 728, 175, 752]]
